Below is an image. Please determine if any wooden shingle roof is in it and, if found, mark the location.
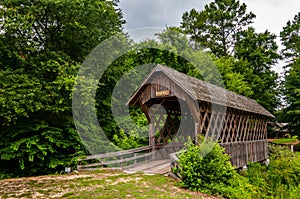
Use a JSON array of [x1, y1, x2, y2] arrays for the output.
[[129, 65, 274, 118]]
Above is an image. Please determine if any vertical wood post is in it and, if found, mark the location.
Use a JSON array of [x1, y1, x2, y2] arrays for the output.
[[195, 122, 199, 144], [149, 121, 156, 160], [134, 153, 137, 165], [120, 155, 123, 168]]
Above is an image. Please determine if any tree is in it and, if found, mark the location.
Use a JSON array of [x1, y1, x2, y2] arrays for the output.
[[280, 12, 300, 135], [0, 0, 123, 63], [181, 0, 255, 57], [181, 1, 279, 113], [282, 60, 300, 135], [0, 0, 124, 177], [234, 27, 280, 112], [213, 56, 253, 97], [280, 12, 300, 64]]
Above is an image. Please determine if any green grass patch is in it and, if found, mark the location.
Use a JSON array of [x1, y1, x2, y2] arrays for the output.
[[271, 138, 298, 144], [62, 192, 75, 197]]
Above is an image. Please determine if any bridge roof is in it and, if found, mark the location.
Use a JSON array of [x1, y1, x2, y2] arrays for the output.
[[128, 64, 274, 118]]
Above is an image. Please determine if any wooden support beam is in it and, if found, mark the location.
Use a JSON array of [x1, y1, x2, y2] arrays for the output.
[[185, 97, 200, 123], [221, 111, 230, 143], [195, 122, 199, 143], [226, 110, 235, 143], [141, 104, 151, 123], [149, 122, 155, 152]]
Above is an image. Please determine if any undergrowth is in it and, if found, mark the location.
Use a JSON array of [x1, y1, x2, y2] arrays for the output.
[[174, 140, 300, 198]]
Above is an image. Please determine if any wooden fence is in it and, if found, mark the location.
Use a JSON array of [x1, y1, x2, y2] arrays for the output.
[[78, 140, 268, 171], [77, 143, 184, 171], [77, 146, 152, 171], [220, 140, 268, 168]]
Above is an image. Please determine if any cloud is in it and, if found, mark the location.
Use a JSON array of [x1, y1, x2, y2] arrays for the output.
[[119, 0, 210, 30], [118, 0, 300, 74], [241, 0, 300, 35]]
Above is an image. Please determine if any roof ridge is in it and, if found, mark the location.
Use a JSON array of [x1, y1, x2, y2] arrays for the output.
[[153, 65, 274, 118], [157, 64, 258, 104]]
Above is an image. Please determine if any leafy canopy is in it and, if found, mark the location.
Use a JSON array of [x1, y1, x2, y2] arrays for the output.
[[0, 0, 124, 177], [181, 0, 255, 57]]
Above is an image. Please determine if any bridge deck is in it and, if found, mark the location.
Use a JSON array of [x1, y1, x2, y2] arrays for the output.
[[124, 159, 170, 175]]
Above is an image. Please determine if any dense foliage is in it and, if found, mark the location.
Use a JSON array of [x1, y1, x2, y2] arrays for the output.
[[174, 140, 258, 198], [181, 0, 279, 114], [279, 12, 300, 136], [246, 144, 300, 198], [181, 0, 255, 57], [0, 0, 298, 185], [0, 0, 124, 177], [234, 28, 280, 112], [174, 142, 300, 198]]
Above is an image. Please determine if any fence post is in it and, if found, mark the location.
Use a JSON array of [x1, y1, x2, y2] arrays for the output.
[[120, 155, 123, 168]]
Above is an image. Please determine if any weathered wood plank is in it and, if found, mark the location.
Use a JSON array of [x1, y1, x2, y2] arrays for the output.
[[78, 146, 152, 161], [78, 152, 153, 169], [124, 159, 170, 174]]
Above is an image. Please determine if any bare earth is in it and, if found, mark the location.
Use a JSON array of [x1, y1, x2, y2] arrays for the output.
[[0, 170, 222, 199]]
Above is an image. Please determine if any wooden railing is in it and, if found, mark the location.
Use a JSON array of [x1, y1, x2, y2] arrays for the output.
[[78, 146, 153, 171], [220, 140, 268, 168], [77, 143, 185, 171]]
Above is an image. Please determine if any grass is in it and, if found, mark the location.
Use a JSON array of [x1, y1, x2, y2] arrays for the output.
[[271, 138, 298, 144], [0, 169, 213, 198]]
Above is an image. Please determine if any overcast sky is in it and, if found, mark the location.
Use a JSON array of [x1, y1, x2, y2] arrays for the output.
[[119, 0, 299, 36], [118, 0, 300, 74]]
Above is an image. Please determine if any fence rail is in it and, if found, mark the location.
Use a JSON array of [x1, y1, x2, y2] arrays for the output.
[[78, 146, 152, 171], [77, 143, 184, 171]]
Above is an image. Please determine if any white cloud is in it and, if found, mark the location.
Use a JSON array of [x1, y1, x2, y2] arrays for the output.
[[242, 0, 300, 36]]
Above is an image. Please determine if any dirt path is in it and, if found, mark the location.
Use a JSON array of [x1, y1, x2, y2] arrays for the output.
[[0, 170, 222, 199]]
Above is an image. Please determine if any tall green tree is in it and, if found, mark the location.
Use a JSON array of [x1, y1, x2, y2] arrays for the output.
[[234, 27, 280, 112], [282, 59, 300, 136], [181, 0, 255, 57], [0, 0, 124, 177], [181, 0, 279, 113], [280, 12, 300, 135], [280, 12, 300, 64]]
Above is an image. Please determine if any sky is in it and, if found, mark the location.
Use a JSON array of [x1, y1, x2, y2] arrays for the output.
[[118, 0, 300, 74]]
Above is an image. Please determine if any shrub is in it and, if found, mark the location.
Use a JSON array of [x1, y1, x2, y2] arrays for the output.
[[245, 144, 300, 198], [268, 143, 295, 160], [174, 142, 300, 198], [267, 154, 300, 198], [173, 140, 257, 198], [245, 163, 273, 198]]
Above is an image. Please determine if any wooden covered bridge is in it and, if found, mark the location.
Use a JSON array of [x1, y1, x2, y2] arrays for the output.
[[78, 65, 274, 173]]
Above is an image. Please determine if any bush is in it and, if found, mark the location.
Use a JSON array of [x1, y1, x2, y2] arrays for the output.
[[267, 153, 300, 198], [244, 144, 300, 198], [268, 143, 295, 160], [174, 141, 300, 198], [173, 140, 257, 198]]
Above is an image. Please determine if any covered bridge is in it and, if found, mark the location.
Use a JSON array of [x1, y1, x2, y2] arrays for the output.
[[128, 64, 274, 168]]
